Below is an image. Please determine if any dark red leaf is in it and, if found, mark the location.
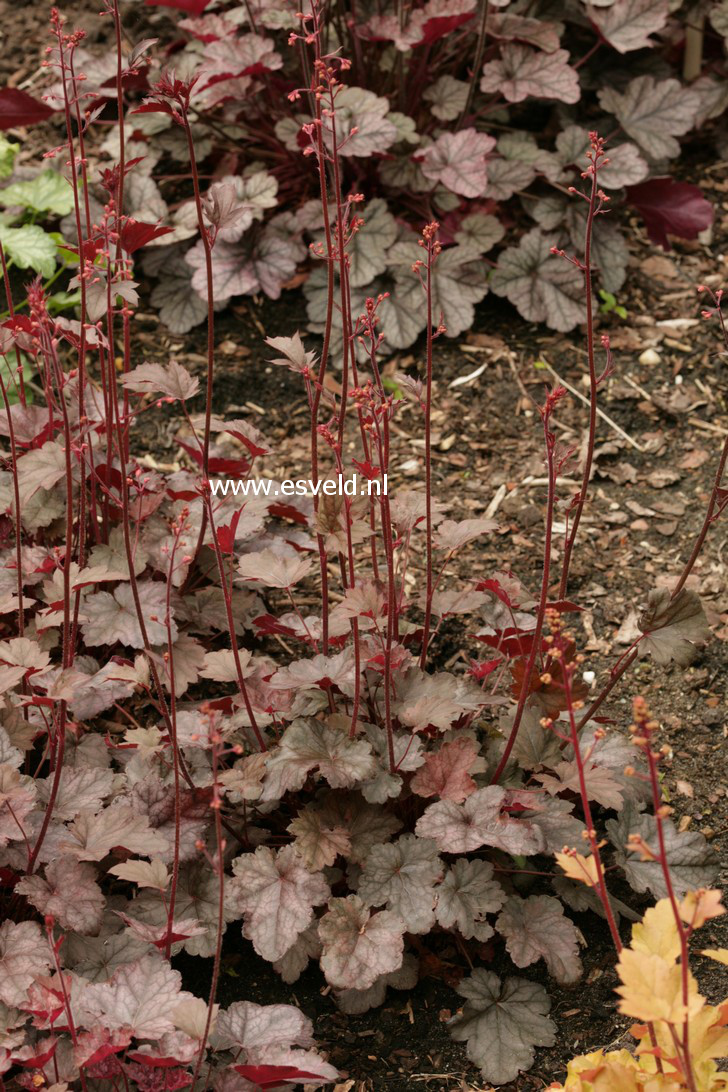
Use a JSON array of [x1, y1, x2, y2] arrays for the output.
[[62, 237, 105, 263], [145, 0, 212, 12], [352, 459, 381, 480], [125, 1063, 191, 1091], [100, 71, 150, 93], [205, 695, 235, 714], [0, 88, 54, 129], [626, 178, 713, 251], [14, 1039, 58, 1068], [216, 508, 242, 555], [2, 314, 34, 335], [120, 219, 173, 253], [474, 577, 515, 607], [32, 557, 57, 575], [166, 486, 199, 501], [545, 600, 583, 614], [81, 1042, 127, 1069], [127, 1051, 188, 1067], [224, 427, 269, 458], [468, 657, 501, 680], [233, 1064, 327, 1088], [208, 456, 251, 476], [414, 12, 476, 46], [131, 101, 176, 118], [267, 501, 309, 525], [93, 464, 124, 491], [254, 614, 301, 639], [177, 439, 251, 477], [472, 628, 542, 658]]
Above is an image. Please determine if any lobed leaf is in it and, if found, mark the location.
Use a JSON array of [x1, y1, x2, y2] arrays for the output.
[[590, 0, 669, 54], [480, 46, 579, 104], [420, 129, 495, 198], [491, 228, 584, 331], [229, 845, 330, 962], [410, 736, 479, 803], [17, 856, 105, 935], [0, 921, 53, 1007], [261, 718, 376, 800], [416, 785, 545, 855], [318, 895, 405, 990], [449, 969, 556, 1085], [435, 858, 505, 941], [637, 587, 711, 666], [608, 802, 720, 898], [599, 76, 699, 160], [121, 360, 199, 401], [358, 834, 443, 933], [496, 895, 583, 984], [80, 954, 194, 1038]]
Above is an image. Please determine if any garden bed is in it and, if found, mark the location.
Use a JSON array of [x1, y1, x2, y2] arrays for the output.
[[0, 1, 726, 1088]]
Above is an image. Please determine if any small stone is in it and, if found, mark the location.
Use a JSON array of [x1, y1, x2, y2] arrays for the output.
[[639, 348, 661, 365]]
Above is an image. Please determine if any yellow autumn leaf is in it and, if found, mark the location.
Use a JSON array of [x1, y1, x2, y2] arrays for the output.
[[616, 948, 702, 1025], [631, 899, 680, 963], [685, 1007, 728, 1088], [558, 1048, 682, 1090], [558, 1048, 639, 1091], [679, 889, 725, 930], [555, 850, 599, 887], [637, 1003, 728, 1088], [702, 948, 728, 966]]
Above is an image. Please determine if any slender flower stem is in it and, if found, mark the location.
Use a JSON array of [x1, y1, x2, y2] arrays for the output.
[[490, 389, 562, 785], [182, 106, 215, 483], [306, 11, 337, 655], [559, 136, 606, 599], [419, 225, 440, 669], [190, 739, 226, 1092], [27, 301, 76, 871], [163, 520, 186, 959], [203, 491, 267, 752], [561, 657, 621, 951], [458, 0, 489, 127], [46, 922, 90, 1092]]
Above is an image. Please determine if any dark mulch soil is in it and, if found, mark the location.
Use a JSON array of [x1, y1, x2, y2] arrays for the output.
[[160, 233, 728, 1089], [2, 3, 727, 1086]]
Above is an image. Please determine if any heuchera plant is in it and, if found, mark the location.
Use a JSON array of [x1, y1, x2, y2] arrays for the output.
[[40, 0, 725, 347], [0, 5, 726, 1091]]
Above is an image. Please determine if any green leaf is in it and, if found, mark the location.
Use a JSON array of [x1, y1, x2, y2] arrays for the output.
[[48, 231, 82, 268], [599, 289, 628, 318], [0, 134, 18, 182], [0, 223, 57, 278], [47, 289, 81, 314], [382, 376, 404, 398], [0, 351, 33, 406], [0, 169, 76, 216]]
